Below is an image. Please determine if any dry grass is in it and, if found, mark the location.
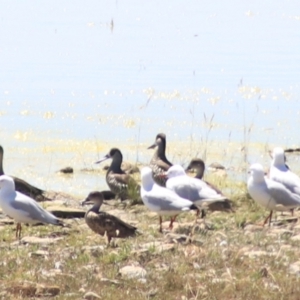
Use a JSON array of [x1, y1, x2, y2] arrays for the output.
[[1, 174, 300, 300]]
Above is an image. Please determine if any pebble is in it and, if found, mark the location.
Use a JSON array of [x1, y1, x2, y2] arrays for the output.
[[83, 291, 101, 299], [19, 236, 63, 245], [119, 265, 147, 279], [289, 261, 300, 276]]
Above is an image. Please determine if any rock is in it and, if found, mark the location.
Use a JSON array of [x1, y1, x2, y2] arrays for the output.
[[100, 278, 120, 285], [0, 217, 14, 225], [272, 217, 298, 226], [132, 241, 175, 255], [219, 240, 228, 247], [146, 288, 158, 298], [81, 245, 105, 257], [19, 236, 63, 245], [119, 265, 147, 279], [29, 250, 49, 258], [46, 206, 86, 218], [291, 234, 300, 241], [244, 224, 264, 232], [83, 291, 101, 299], [165, 233, 190, 244], [243, 250, 274, 258], [208, 162, 225, 170], [5, 281, 60, 297], [59, 167, 74, 174], [289, 261, 300, 275]]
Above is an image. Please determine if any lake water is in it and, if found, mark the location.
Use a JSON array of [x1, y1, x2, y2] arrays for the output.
[[0, 1, 300, 197]]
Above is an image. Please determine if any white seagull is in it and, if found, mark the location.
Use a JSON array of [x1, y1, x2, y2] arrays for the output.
[[163, 165, 228, 216], [0, 175, 65, 239], [140, 167, 197, 232], [247, 163, 300, 226], [269, 147, 300, 197]]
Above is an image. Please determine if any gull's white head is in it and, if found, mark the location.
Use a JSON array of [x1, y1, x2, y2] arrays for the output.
[[249, 163, 265, 181], [272, 147, 285, 166], [0, 175, 15, 191], [140, 167, 154, 190], [166, 165, 186, 179]]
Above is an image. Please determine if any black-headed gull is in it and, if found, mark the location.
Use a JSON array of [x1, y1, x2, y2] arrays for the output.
[[247, 163, 300, 226], [163, 165, 228, 216], [140, 167, 197, 232], [0, 175, 65, 239], [269, 147, 300, 197]]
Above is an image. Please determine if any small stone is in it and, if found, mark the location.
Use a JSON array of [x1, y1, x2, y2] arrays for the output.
[[137, 278, 147, 284], [131, 241, 175, 255], [219, 240, 228, 247], [20, 236, 63, 245], [82, 245, 105, 257], [291, 234, 300, 241], [5, 281, 60, 297], [46, 206, 86, 218], [100, 278, 120, 285], [259, 267, 268, 277], [119, 265, 147, 279], [59, 167, 74, 174], [289, 261, 300, 275], [193, 262, 201, 269], [243, 250, 272, 258], [244, 224, 264, 232], [83, 291, 101, 299], [29, 250, 49, 258], [165, 233, 190, 244]]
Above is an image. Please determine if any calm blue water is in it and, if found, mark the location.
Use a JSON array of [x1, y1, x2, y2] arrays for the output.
[[0, 1, 299, 195]]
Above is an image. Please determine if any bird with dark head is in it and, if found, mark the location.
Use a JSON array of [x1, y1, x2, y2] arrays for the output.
[[148, 133, 173, 187], [186, 158, 233, 214], [82, 191, 139, 244], [0, 145, 49, 202], [95, 148, 139, 201], [186, 158, 206, 180]]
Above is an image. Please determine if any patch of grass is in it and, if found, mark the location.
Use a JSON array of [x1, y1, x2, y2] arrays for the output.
[[1, 175, 300, 299]]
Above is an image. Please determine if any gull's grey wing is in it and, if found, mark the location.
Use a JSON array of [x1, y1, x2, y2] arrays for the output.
[[167, 176, 225, 201], [266, 179, 300, 208], [145, 189, 192, 211], [13, 192, 58, 224]]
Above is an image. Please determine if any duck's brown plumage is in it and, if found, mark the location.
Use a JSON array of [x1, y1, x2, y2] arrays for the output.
[[148, 133, 172, 187], [82, 191, 138, 243], [95, 148, 140, 201], [0, 145, 49, 202]]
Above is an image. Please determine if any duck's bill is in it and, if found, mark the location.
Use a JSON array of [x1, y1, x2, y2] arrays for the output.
[[147, 143, 157, 149], [95, 154, 110, 164], [81, 197, 93, 206], [185, 166, 192, 172]]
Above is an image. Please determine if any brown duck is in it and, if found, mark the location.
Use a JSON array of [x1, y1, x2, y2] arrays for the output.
[[95, 148, 139, 201], [82, 191, 139, 244], [186, 158, 233, 214], [0, 145, 49, 201], [148, 133, 173, 187]]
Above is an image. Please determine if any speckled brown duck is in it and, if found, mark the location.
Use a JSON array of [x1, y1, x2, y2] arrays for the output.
[[0, 145, 49, 202], [82, 191, 138, 244], [148, 133, 173, 187], [95, 148, 139, 201], [186, 158, 233, 213]]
